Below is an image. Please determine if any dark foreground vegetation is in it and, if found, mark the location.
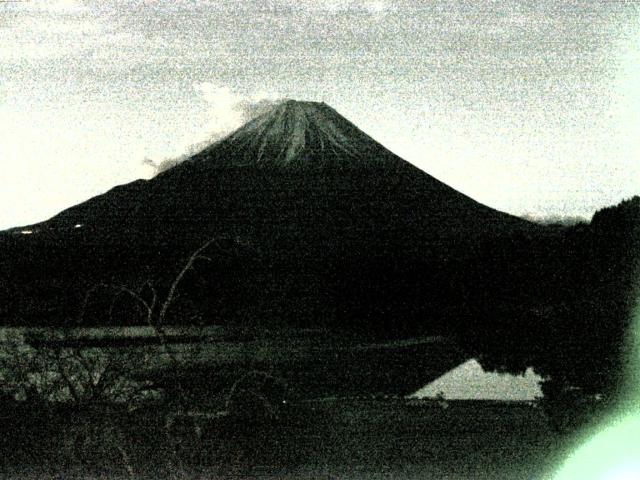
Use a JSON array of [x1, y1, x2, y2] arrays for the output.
[[0, 396, 565, 480]]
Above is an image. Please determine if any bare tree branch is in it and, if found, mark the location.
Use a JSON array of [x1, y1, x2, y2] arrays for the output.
[[157, 237, 219, 327]]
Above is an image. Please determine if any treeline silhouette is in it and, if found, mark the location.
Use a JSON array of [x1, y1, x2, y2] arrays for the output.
[[463, 196, 639, 398]]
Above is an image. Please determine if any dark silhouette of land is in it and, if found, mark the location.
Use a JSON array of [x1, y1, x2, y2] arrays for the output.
[[0, 99, 637, 416]]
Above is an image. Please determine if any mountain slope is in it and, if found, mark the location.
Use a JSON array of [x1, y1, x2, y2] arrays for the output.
[[0, 100, 538, 336], [21, 100, 529, 240]]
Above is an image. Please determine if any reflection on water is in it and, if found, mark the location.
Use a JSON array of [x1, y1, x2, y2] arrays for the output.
[[411, 358, 543, 401]]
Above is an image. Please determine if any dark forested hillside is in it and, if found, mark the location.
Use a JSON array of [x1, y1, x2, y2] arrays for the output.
[[467, 196, 640, 398]]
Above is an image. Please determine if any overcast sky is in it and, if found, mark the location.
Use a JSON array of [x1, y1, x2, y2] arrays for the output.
[[1, 0, 639, 230]]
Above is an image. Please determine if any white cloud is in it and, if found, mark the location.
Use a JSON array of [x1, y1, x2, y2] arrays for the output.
[[279, 0, 391, 14], [28, 17, 103, 34], [0, 1, 147, 65], [16, 0, 89, 14], [193, 82, 246, 138], [0, 5, 117, 62], [320, 0, 353, 12], [362, 1, 390, 15], [193, 82, 281, 139], [143, 82, 281, 176]]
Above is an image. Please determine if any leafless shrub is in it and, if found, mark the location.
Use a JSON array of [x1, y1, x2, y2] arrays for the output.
[[0, 330, 159, 406], [225, 370, 288, 422]]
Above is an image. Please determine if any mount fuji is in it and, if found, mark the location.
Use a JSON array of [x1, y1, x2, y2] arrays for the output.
[[1, 100, 537, 332]]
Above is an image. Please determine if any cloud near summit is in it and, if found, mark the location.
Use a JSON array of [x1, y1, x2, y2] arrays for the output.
[[144, 82, 281, 176], [288, 0, 391, 15], [193, 82, 280, 139]]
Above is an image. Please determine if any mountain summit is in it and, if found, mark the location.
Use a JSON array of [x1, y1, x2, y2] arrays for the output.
[[188, 99, 405, 171]]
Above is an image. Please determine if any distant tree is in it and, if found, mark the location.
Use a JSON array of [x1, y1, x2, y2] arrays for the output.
[[0, 329, 157, 407], [468, 196, 640, 431]]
